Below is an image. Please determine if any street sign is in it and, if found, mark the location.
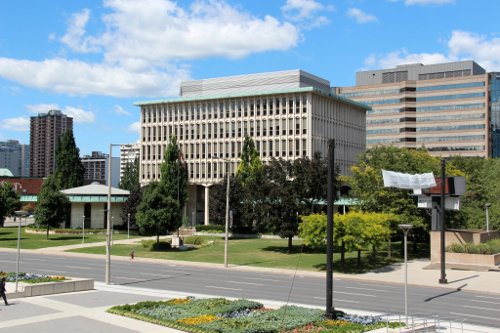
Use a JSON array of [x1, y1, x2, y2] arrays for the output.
[[417, 196, 460, 210]]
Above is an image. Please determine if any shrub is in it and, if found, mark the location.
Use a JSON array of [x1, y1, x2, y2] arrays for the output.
[[184, 236, 204, 245], [140, 240, 171, 251], [447, 239, 500, 255], [196, 225, 225, 233]]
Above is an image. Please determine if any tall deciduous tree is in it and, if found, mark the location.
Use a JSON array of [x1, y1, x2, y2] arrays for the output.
[[236, 135, 263, 187], [160, 136, 188, 213], [0, 182, 21, 227], [120, 157, 141, 230], [34, 177, 69, 239], [54, 131, 85, 189], [136, 181, 180, 242]]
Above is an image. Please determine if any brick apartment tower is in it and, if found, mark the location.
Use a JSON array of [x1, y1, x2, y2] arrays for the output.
[[29, 110, 73, 177]]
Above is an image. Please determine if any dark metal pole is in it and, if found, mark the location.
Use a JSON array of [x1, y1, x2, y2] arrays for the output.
[[439, 158, 447, 284], [326, 139, 335, 318]]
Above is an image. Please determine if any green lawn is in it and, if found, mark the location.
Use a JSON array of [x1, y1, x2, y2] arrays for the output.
[[69, 236, 428, 273], [0, 226, 139, 249]]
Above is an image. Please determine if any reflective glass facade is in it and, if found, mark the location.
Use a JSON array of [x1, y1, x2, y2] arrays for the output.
[[490, 73, 500, 157]]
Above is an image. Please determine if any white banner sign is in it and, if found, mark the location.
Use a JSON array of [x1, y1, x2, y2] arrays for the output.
[[382, 170, 436, 190]]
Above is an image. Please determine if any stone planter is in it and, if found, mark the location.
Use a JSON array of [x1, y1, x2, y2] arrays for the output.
[[7, 277, 94, 299], [446, 252, 500, 267]]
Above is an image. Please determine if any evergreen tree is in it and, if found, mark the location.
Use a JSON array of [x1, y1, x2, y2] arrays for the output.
[[236, 135, 263, 187], [0, 182, 21, 227], [34, 176, 70, 239], [119, 157, 139, 192], [160, 136, 188, 212], [54, 131, 85, 189]]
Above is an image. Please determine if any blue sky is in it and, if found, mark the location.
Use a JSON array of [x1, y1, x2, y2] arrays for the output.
[[1, 0, 499, 156]]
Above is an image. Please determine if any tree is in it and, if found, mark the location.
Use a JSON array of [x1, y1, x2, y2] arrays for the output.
[[136, 181, 180, 242], [34, 177, 70, 239], [120, 157, 141, 230], [54, 131, 85, 189], [236, 135, 263, 187], [160, 136, 188, 214], [0, 182, 21, 227], [119, 157, 139, 192]]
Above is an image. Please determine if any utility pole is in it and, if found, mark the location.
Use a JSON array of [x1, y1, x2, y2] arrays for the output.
[[439, 158, 447, 284], [326, 139, 335, 319]]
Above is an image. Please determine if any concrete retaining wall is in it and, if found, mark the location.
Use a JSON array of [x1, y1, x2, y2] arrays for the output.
[[445, 252, 500, 267], [22, 278, 94, 297]]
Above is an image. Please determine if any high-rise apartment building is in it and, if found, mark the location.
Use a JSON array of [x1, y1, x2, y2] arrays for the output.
[[119, 143, 140, 180], [81, 151, 120, 187], [136, 69, 368, 224], [489, 72, 500, 158], [336, 61, 493, 158], [30, 110, 73, 177], [0, 140, 29, 177]]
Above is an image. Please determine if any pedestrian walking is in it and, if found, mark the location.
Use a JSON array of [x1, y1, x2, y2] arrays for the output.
[[0, 277, 8, 305]]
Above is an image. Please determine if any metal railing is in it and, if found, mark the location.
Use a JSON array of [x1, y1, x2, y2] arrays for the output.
[[379, 313, 491, 333]]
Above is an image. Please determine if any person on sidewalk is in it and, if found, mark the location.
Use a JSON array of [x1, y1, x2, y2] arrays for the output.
[[0, 277, 8, 305]]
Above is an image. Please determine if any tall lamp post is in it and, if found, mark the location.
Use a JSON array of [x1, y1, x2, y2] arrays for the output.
[[213, 154, 230, 268], [485, 203, 491, 232], [399, 223, 413, 327], [127, 213, 130, 239], [14, 210, 27, 292], [439, 159, 447, 284], [82, 215, 86, 244]]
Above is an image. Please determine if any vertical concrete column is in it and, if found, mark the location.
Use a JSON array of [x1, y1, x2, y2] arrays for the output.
[[204, 185, 210, 225]]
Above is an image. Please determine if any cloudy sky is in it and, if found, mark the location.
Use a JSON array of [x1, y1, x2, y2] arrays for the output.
[[1, 0, 499, 155]]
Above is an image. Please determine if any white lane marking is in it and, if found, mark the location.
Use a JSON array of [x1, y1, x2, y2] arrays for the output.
[[244, 277, 285, 282], [205, 285, 242, 291], [470, 299, 500, 306], [333, 291, 376, 297], [450, 312, 500, 322], [46, 270, 67, 274], [24, 258, 46, 261], [139, 272, 173, 278], [65, 265, 91, 270], [0, 260, 16, 263], [313, 296, 359, 304], [354, 282, 397, 289], [463, 305, 500, 312], [345, 286, 387, 292], [475, 295, 500, 300], [227, 281, 265, 286]]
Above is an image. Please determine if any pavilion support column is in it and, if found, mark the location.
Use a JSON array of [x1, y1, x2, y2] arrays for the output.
[[204, 185, 210, 225]]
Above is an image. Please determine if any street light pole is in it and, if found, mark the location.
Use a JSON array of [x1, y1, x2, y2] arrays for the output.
[[485, 203, 491, 232], [105, 143, 113, 284], [224, 159, 230, 268], [439, 159, 447, 284], [82, 215, 85, 244], [399, 224, 413, 327], [127, 213, 130, 239], [14, 211, 24, 292]]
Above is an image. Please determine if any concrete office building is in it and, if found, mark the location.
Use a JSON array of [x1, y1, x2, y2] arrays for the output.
[[0, 140, 29, 177], [119, 143, 140, 180], [136, 70, 368, 225], [81, 151, 120, 187], [30, 110, 73, 177], [336, 60, 495, 158]]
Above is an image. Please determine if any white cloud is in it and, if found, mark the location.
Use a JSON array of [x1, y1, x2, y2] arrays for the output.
[[115, 105, 131, 116], [0, 117, 30, 131], [347, 8, 378, 24], [26, 103, 59, 113], [404, 0, 454, 5], [61, 9, 99, 53], [363, 30, 500, 71], [64, 106, 95, 123], [127, 121, 141, 134], [281, 0, 333, 28], [0, 0, 300, 98], [25, 103, 95, 124]]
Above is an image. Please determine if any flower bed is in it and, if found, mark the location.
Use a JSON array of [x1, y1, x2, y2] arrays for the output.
[[1, 271, 66, 283], [108, 297, 404, 333]]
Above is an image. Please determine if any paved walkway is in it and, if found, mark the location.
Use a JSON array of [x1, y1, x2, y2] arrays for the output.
[[1, 237, 500, 332]]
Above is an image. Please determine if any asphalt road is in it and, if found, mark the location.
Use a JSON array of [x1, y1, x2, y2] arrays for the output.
[[0, 250, 499, 328]]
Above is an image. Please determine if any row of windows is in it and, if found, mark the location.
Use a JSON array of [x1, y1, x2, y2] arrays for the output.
[[426, 146, 485, 152], [416, 113, 485, 122], [367, 117, 416, 125], [418, 69, 471, 81], [416, 81, 485, 92], [368, 107, 416, 115], [341, 88, 401, 98], [416, 92, 485, 102], [367, 128, 400, 134], [142, 96, 308, 124], [142, 118, 308, 142], [368, 138, 411, 144], [416, 103, 485, 113], [417, 135, 485, 142], [142, 138, 309, 161], [417, 124, 485, 132]]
